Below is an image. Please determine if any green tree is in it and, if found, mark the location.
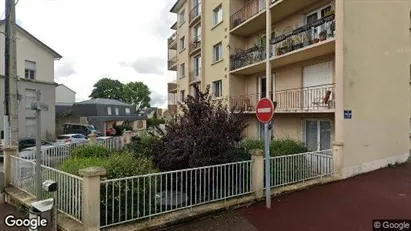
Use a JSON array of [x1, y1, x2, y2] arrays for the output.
[[89, 78, 124, 100], [123, 82, 151, 110]]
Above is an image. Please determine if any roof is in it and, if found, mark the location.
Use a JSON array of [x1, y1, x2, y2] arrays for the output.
[[88, 115, 147, 122], [170, 22, 177, 30], [0, 20, 62, 59], [56, 105, 72, 116], [56, 84, 76, 94], [74, 98, 131, 106], [170, 0, 187, 13]]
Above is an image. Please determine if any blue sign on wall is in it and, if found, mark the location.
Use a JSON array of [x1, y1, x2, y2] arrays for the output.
[[344, 110, 352, 119]]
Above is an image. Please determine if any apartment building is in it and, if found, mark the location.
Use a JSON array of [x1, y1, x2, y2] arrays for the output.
[[0, 21, 62, 140], [167, 0, 411, 178]]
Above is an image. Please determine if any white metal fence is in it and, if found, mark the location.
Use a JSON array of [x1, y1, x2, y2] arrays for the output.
[[10, 156, 83, 222], [269, 149, 333, 188], [100, 160, 253, 228], [97, 136, 124, 151]]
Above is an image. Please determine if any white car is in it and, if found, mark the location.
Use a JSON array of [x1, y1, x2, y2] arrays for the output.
[[19, 145, 70, 168], [56, 134, 89, 145]]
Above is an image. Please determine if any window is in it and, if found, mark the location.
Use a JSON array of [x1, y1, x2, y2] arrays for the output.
[[24, 60, 36, 79], [213, 5, 223, 25], [125, 108, 131, 115], [25, 89, 36, 109], [305, 4, 332, 38], [115, 107, 119, 115], [302, 120, 332, 151], [212, 80, 222, 98], [194, 26, 201, 41], [180, 90, 185, 102], [180, 63, 186, 77], [25, 117, 36, 138], [180, 36, 185, 50], [179, 9, 185, 25], [107, 107, 112, 115], [213, 42, 222, 62], [194, 56, 201, 77]]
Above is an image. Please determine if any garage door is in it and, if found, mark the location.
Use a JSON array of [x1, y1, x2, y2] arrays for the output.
[[303, 61, 333, 108]]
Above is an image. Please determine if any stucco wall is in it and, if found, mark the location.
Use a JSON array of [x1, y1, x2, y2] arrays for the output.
[[56, 85, 76, 104]]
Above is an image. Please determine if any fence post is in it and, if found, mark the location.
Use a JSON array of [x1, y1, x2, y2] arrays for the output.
[[3, 146, 18, 188], [122, 130, 132, 144], [88, 133, 96, 145], [79, 167, 106, 231], [250, 149, 264, 199]]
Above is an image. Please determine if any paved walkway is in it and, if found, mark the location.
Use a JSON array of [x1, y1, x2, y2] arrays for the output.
[[167, 163, 411, 231]]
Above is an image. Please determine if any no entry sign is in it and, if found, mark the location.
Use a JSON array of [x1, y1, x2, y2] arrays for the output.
[[256, 98, 275, 123]]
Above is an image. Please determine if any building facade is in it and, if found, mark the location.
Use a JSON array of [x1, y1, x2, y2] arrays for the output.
[[0, 21, 62, 141], [166, 0, 411, 178], [55, 84, 76, 105]]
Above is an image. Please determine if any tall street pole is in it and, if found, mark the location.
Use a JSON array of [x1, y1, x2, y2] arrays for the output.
[[35, 90, 42, 200], [4, 0, 19, 146]]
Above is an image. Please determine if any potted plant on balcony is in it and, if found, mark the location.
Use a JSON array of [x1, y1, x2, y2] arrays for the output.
[[319, 30, 327, 41], [276, 47, 284, 56], [292, 36, 304, 50]]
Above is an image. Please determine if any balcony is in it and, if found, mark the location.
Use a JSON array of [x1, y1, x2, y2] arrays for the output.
[[230, 84, 335, 113], [168, 55, 177, 71], [189, 38, 201, 55], [189, 68, 201, 84], [230, 13, 335, 75], [189, 3, 201, 26], [168, 32, 177, 49], [168, 81, 177, 93], [230, 0, 267, 36]]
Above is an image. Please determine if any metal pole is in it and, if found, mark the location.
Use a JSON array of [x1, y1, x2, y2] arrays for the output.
[[264, 122, 271, 208], [4, 0, 11, 146], [35, 90, 42, 200], [52, 191, 58, 231]]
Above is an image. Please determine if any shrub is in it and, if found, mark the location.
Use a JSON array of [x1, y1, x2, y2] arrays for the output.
[[113, 125, 133, 135], [59, 157, 109, 175], [71, 144, 112, 158], [239, 138, 308, 157], [151, 85, 248, 171], [125, 132, 160, 158], [147, 118, 165, 127]]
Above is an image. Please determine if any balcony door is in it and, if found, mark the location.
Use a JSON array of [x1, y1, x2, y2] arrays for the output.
[[302, 61, 333, 109], [194, 55, 201, 79], [193, 0, 201, 16], [194, 26, 201, 41], [303, 119, 332, 151], [305, 4, 332, 39], [258, 0, 265, 11], [258, 74, 275, 100]]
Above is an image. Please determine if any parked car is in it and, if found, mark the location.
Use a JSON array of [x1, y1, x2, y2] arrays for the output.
[[0, 138, 53, 160], [56, 134, 89, 145], [105, 128, 116, 136], [19, 144, 69, 169], [63, 123, 97, 136]]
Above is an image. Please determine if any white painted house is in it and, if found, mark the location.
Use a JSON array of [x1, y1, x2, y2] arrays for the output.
[[0, 20, 62, 140], [56, 84, 76, 105]]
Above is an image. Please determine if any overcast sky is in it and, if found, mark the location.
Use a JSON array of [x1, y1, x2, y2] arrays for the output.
[[0, 0, 177, 108]]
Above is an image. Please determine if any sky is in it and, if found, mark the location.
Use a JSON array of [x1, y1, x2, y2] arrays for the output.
[[0, 0, 177, 108]]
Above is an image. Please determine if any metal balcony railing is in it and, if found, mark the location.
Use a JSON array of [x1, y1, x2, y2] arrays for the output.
[[168, 32, 177, 46], [168, 55, 177, 68], [189, 38, 201, 53], [230, 0, 265, 29], [230, 46, 266, 71], [271, 13, 335, 57], [189, 68, 201, 83], [189, 3, 201, 23]]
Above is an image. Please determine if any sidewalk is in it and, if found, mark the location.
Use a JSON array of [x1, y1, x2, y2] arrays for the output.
[[167, 163, 411, 231]]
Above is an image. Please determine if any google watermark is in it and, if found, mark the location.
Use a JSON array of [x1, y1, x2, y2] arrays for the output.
[[373, 220, 411, 230], [4, 215, 48, 230]]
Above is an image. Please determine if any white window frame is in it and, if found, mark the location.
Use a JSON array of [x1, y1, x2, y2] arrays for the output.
[[213, 42, 222, 62], [301, 119, 333, 151], [180, 90, 185, 102], [107, 107, 112, 115], [179, 9, 186, 25], [257, 74, 275, 99], [25, 89, 36, 109], [194, 26, 201, 41], [304, 3, 332, 38], [213, 4, 223, 25], [125, 108, 131, 115], [24, 60, 36, 80], [115, 107, 119, 115], [180, 63, 186, 78], [180, 36, 185, 50], [194, 55, 201, 77], [212, 80, 222, 98]]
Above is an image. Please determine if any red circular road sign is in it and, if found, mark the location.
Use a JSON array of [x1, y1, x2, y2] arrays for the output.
[[256, 98, 275, 123]]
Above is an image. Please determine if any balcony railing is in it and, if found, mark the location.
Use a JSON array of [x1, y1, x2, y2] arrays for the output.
[[270, 13, 335, 57], [189, 3, 201, 23], [230, 46, 266, 71], [189, 38, 201, 53], [230, 0, 265, 29], [168, 32, 177, 46], [229, 84, 335, 112], [168, 55, 177, 68], [189, 68, 201, 83]]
